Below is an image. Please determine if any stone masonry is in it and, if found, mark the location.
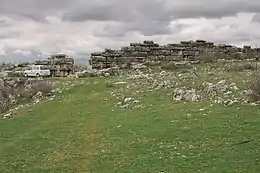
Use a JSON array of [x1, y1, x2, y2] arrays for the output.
[[90, 40, 260, 69], [35, 53, 74, 77]]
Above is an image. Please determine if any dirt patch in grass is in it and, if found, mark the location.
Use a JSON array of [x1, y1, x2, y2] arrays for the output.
[[87, 92, 100, 100], [50, 149, 69, 163]]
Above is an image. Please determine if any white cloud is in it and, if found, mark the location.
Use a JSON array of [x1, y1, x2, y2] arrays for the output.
[[13, 49, 31, 56]]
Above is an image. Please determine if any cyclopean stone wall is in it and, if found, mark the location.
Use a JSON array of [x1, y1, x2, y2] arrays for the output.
[[90, 40, 260, 69]]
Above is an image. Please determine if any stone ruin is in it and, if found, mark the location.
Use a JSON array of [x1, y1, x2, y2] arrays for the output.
[[0, 62, 30, 77], [90, 40, 260, 69], [0, 54, 75, 77], [34, 53, 74, 77]]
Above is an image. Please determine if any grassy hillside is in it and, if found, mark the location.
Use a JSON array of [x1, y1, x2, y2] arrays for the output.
[[0, 63, 260, 173]]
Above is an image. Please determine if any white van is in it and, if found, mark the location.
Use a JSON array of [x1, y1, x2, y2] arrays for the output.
[[24, 65, 51, 77]]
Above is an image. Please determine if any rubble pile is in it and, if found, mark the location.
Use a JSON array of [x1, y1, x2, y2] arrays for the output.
[[90, 40, 260, 69], [0, 62, 30, 77], [172, 88, 202, 102], [171, 80, 243, 105], [202, 80, 239, 97]]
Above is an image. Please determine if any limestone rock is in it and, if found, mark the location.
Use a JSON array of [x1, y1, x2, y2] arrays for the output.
[[173, 88, 201, 102]]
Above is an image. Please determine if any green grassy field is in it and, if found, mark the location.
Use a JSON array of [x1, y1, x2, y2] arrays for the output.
[[1, 64, 260, 173]]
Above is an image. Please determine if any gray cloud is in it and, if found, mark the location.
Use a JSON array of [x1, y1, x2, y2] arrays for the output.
[[252, 13, 260, 22], [93, 20, 171, 38], [0, 0, 72, 19], [1, 0, 260, 62], [61, 0, 260, 36], [1, 0, 260, 38], [2, 0, 259, 24], [62, 0, 173, 22], [62, 0, 260, 22], [165, 1, 260, 19]]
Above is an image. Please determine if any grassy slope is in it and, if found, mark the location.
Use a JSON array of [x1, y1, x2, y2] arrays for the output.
[[0, 77, 260, 173]]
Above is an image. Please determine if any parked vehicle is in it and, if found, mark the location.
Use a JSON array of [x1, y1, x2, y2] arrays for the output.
[[24, 65, 51, 77]]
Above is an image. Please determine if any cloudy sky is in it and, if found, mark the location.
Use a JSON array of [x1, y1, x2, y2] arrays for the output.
[[1, 0, 260, 62]]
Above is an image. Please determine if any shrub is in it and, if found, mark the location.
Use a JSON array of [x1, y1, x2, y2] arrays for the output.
[[0, 86, 10, 113], [30, 81, 54, 95], [161, 62, 175, 70], [230, 52, 244, 60], [199, 51, 217, 63], [17, 80, 53, 101], [243, 63, 257, 70], [19, 88, 36, 101], [161, 62, 189, 71], [249, 74, 260, 102]]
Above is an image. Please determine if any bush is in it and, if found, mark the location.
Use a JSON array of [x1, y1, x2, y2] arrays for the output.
[[243, 63, 257, 70], [0, 86, 10, 113], [249, 74, 260, 102], [161, 62, 175, 70], [30, 81, 54, 95], [230, 52, 244, 60], [19, 88, 36, 101], [199, 51, 217, 63], [17, 80, 54, 102]]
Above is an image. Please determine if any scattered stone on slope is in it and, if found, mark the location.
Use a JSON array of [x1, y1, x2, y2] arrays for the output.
[[172, 88, 201, 102], [115, 96, 144, 109], [75, 67, 121, 78], [240, 90, 253, 97], [105, 65, 260, 108], [132, 64, 147, 69], [32, 91, 43, 104], [202, 80, 231, 96], [3, 113, 12, 119], [114, 81, 127, 85]]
